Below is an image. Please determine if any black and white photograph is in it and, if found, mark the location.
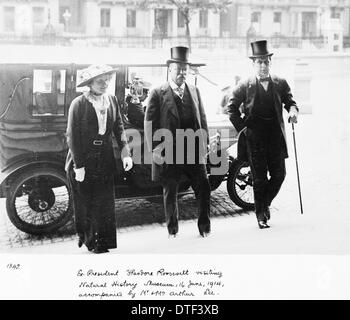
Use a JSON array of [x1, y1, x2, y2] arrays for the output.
[[0, 0, 350, 302]]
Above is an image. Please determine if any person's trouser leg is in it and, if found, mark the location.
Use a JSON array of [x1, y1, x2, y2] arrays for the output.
[[266, 130, 286, 207], [246, 128, 269, 222], [161, 166, 180, 235], [182, 164, 211, 234]]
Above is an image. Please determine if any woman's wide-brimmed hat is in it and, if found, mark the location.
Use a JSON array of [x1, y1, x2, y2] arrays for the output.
[[77, 64, 118, 87], [249, 40, 273, 59], [166, 46, 191, 65]]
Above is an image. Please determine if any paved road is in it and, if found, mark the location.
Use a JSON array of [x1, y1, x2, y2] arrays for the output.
[[0, 185, 251, 250], [0, 49, 349, 254]]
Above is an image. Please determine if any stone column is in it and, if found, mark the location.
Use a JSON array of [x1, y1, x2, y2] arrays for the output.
[[297, 12, 302, 37], [172, 9, 177, 37]]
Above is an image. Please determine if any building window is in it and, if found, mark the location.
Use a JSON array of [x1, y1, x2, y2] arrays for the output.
[[127, 9, 136, 28], [301, 12, 317, 37], [33, 7, 45, 24], [178, 10, 185, 28], [100, 8, 111, 28], [273, 12, 282, 34], [251, 12, 261, 33], [273, 12, 281, 23], [3, 7, 15, 32], [199, 9, 208, 28], [251, 12, 261, 23], [331, 7, 341, 19]]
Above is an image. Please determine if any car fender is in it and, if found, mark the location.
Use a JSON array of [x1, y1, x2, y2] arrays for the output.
[[0, 158, 64, 198]]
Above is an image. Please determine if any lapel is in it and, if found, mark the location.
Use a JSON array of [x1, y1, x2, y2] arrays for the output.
[[160, 82, 202, 128], [186, 84, 201, 127], [270, 74, 283, 120], [247, 76, 257, 108], [84, 97, 98, 127], [107, 100, 113, 131], [161, 82, 179, 120]]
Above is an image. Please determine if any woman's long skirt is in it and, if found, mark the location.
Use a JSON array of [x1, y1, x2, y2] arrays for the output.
[[67, 148, 117, 250]]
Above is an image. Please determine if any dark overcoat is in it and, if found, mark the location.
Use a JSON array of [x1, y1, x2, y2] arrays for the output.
[[65, 94, 130, 172], [227, 75, 298, 162], [144, 82, 209, 182]]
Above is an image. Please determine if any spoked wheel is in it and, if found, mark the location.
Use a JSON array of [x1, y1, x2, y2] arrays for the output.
[[6, 167, 73, 235], [227, 161, 255, 210]]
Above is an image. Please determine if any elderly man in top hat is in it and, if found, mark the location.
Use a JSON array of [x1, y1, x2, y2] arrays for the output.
[[144, 46, 211, 237], [227, 40, 299, 229]]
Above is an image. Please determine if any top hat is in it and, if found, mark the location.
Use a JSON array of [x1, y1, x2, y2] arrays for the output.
[[166, 46, 191, 65], [249, 40, 273, 59], [77, 64, 118, 87]]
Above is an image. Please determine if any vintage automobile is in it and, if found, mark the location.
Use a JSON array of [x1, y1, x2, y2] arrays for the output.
[[0, 61, 254, 235]]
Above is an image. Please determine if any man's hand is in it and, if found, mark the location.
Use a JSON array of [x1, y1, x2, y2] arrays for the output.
[[288, 107, 298, 124], [122, 156, 133, 171], [74, 167, 85, 182]]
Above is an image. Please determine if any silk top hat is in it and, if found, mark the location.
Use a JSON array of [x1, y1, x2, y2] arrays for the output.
[[166, 46, 191, 65], [249, 40, 273, 59], [77, 64, 118, 87]]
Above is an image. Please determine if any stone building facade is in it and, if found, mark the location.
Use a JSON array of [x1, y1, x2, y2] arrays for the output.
[[0, 0, 349, 40]]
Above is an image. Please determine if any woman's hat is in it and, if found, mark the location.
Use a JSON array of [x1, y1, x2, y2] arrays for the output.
[[166, 46, 191, 65], [249, 40, 273, 59], [77, 64, 118, 87]]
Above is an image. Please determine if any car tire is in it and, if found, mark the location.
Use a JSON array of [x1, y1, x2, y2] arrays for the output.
[[6, 166, 73, 235], [227, 160, 255, 210]]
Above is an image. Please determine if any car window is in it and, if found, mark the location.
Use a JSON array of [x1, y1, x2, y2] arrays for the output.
[[32, 69, 66, 116]]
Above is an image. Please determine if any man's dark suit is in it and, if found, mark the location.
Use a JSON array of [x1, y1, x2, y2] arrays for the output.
[[144, 82, 210, 235], [227, 75, 298, 222]]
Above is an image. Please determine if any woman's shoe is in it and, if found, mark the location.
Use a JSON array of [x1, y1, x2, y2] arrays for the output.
[[78, 238, 83, 248], [93, 247, 109, 254], [258, 221, 270, 229]]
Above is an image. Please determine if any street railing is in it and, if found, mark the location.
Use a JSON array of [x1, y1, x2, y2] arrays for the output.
[[0, 33, 339, 52]]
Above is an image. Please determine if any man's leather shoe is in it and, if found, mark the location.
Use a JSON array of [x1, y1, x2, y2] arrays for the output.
[[198, 219, 211, 237], [78, 238, 83, 248], [258, 220, 270, 229], [167, 226, 178, 237]]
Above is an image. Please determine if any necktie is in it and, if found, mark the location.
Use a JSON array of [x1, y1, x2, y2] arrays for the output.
[[176, 86, 184, 99], [259, 77, 269, 82]]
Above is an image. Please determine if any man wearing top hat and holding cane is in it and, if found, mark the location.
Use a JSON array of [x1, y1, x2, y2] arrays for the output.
[[144, 46, 211, 238], [227, 40, 299, 229]]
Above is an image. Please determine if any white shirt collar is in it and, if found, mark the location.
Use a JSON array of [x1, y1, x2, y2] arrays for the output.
[[169, 80, 185, 91], [256, 74, 270, 81], [84, 92, 109, 135]]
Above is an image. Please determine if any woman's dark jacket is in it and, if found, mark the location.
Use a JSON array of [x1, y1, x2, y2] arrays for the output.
[[65, 94, 130, 171]]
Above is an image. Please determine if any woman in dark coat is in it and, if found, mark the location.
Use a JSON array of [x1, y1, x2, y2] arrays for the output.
[[65, 64, 133, 254]]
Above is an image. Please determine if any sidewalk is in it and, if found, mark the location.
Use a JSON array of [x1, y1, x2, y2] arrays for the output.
[[0, 47, 349, 255], [2, 112, 350, 255]]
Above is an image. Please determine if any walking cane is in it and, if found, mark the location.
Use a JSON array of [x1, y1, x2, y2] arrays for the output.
[[291, 122, 304, 214]]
